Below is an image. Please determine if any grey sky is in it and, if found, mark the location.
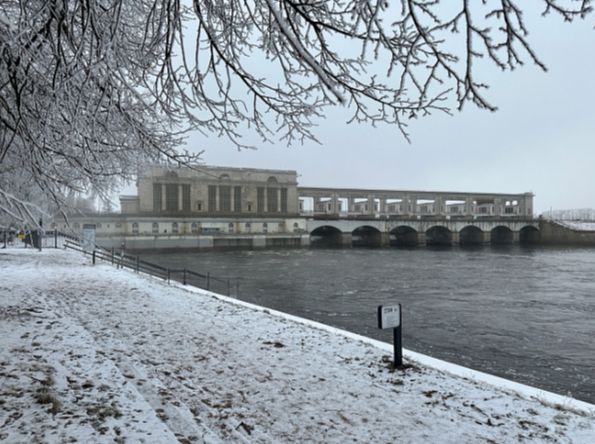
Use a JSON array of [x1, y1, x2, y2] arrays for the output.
[[153, 5, 594, 215]]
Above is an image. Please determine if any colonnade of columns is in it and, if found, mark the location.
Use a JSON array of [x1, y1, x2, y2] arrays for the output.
[[299, 188, 534, 218]]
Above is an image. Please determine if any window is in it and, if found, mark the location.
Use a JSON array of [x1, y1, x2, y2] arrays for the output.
[[267, 187, 278, 212], [191, 222, 199, 234], [245, 222, 251, 230], [234, 186, 242, 212], [132, 222, 139, 235], [208, 186, 217, 212], [257, 187, 265, 213], [116, 222, 122, 228], [152, 222, 159, 234], [219, 186, 231, 212], [248, 203, 252, 212], [165, 184, 178, 212], [505, 207, 514, 214], [96, 223, 102, 228], [172, 222, 178, 234], [153, 183, 162, 212], [262, 222, 268, 233], [280, 188, 288, 213], [182, 184, 191, 211], [228, 222, 234, 233], [107, 224, 110, 228]]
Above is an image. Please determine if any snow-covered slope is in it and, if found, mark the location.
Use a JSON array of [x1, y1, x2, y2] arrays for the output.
[[1, 249, 594, 443]]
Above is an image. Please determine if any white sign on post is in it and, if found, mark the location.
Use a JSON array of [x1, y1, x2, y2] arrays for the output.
[[378, 304, 401, 329], [82, 224, 96, 253]]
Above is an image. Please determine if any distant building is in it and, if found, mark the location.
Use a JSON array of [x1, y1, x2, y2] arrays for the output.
[[121, 165, 299, 216], [60, 164, 535, 249]]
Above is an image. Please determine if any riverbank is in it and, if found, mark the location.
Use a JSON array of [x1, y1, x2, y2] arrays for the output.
[[1, 249, 594, 443]]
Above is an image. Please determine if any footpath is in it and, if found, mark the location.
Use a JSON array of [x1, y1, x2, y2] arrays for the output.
[[0, 249, 594, 443]]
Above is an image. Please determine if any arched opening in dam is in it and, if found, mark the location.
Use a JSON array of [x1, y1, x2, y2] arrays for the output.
[[520, 226, 540, 244], [389, 226, 418, 247], [459, 225, 484, 246], [352, 226, 382, 248], [491, 226, 513, 245], [310, 226, 344, 248], [425, 226, 453, 246]]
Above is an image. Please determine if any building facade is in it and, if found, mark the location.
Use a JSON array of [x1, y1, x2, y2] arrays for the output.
[[61, 165, 535, 249], [121, 165, 300, 217]]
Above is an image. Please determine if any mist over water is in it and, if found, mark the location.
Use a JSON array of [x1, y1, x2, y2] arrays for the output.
[[139, 246, 595, 403]]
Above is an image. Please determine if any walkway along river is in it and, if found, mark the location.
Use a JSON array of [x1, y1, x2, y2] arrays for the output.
[[138, 246, 595, 404]]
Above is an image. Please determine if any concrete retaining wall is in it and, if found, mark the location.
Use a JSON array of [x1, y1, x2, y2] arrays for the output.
[[539, 220, 595, 246]]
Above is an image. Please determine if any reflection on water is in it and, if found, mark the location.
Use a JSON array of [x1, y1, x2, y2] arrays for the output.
[[139, 246, 595, 403]]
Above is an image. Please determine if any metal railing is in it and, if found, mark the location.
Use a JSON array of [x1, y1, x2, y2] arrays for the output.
[[61, 236, 240, 297]]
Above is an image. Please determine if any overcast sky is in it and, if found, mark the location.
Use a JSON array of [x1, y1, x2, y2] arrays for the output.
[[162, 5, 594, 215]]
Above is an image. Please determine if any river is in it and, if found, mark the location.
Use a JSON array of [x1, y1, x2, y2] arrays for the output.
[[138, 246, 595, 403]]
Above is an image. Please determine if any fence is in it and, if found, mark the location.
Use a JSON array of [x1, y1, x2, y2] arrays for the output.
[[7, 230, 241, 297]]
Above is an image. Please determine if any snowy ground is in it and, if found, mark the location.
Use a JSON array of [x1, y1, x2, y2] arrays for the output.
[[1, 249, 594, 443]]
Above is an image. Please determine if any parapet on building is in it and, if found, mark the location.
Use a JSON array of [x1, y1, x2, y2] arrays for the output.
[[65, 164, 536, 249]]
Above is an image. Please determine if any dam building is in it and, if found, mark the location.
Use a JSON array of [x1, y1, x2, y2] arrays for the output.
[[64, 165, 538, 249]]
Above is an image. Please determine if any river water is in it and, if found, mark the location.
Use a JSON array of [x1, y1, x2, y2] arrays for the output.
[[139, 246, 595, 403]]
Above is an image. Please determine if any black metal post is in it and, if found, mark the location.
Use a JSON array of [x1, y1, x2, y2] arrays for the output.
[[393, 312, 403, 367], [92, 250, 96, 265], [111, 248, 114, 265], [3, 231, 6, 249], [183, 268, 187, 285], [136, 256, 140, 273], [54, 230, 58, 249], [167, 268, 170, 283]]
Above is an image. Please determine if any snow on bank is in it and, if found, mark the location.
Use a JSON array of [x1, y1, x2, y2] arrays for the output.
[[1, 249, 594, 443], [556, 221, 595, 231]]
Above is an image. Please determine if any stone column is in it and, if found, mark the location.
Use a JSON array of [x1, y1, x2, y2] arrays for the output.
[[313, 196, 320, 214], [451, 231, 460, 245], [513, 231, 520, 243], [161, 184, 166, 211], [417, 231, 426, 246], [340, 232, 353, 247], [347, 197, 353, 215], [380, 232, 390, 247], [379, 198, 387, 215], [434, 196, 443, 215], [465, 197, 473, 216], [331, 193, 339, 214], [367, 194, 375, 216], [482, 231, 491, 245]]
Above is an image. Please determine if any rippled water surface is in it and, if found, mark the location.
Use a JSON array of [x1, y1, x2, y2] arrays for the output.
[[139, 246, 595, 403]]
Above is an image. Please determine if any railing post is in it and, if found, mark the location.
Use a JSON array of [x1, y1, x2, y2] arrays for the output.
[[227, 278, 231, 296], [167, 268, 170, 283], [54, 230, 57, 248], [136, 256, 140, 273], [183, 268, 187, 285], [206, 272, 210, 291], [92, 250, 96, 265], [111, 248, 114, 265]]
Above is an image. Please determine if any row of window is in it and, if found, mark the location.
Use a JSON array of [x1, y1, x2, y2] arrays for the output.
[[152, 183, 290, 213], [129, 222, 301, 235]]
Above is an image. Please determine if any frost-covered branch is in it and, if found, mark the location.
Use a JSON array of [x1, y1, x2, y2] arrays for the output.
[[0, 0, 592, 221]]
